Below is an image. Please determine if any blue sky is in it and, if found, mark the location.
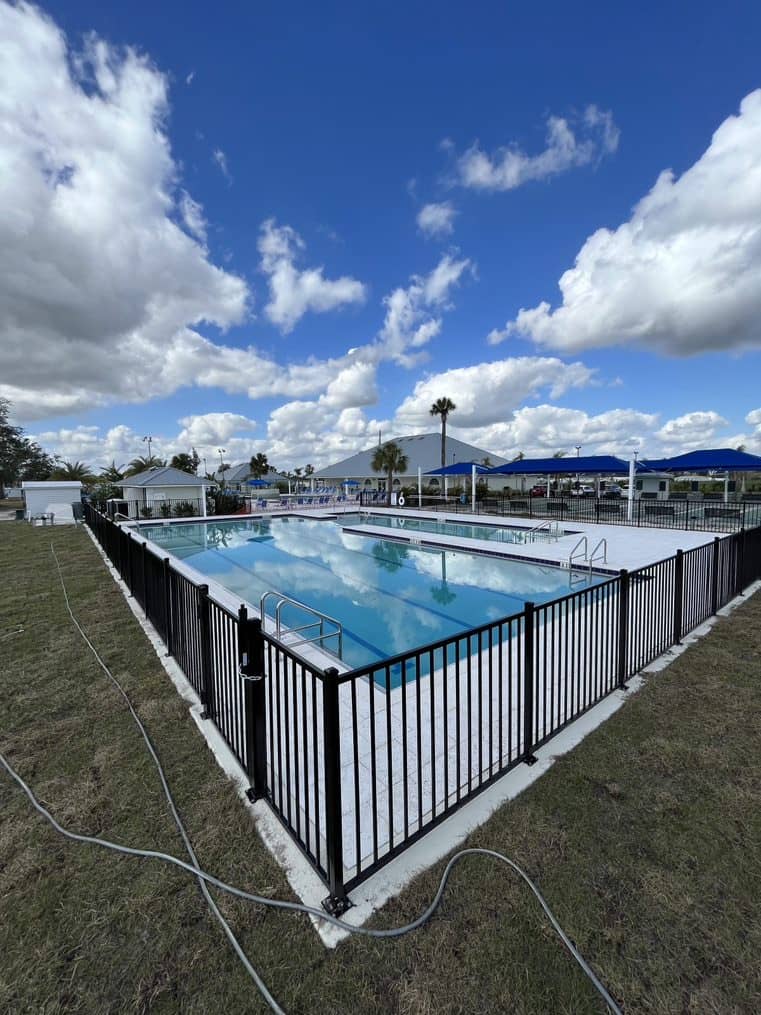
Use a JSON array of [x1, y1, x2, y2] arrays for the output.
[[2, 0, 761, 471]]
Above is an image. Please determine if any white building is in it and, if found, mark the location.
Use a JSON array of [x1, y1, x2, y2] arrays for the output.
[[119, 467, 208, 519], [22, 480, 82, 524], [313, 433, 507, 491]]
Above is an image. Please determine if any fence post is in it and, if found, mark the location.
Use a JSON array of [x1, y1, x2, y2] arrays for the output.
[[522, 601, 537, 765], [322, 667, 349, 915], [673, 550, 684, 645], [198, 585, 214, 720], [710, 536, 720, 615], [239, 606, 267, 801], [735, 530, 746, 596], [163, 557, 173, 656], [617, 570, 630, 689], [127, 534, 135, 597], [141, 541, 149, 616]]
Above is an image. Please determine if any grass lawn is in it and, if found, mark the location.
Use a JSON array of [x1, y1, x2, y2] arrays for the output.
[[1, 521, 760, 1014]]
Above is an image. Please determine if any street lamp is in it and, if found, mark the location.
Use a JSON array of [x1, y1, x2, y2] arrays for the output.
[[143, 435, 153, 461], [217, 448, 227, 471], [575, 445, 581, 492]]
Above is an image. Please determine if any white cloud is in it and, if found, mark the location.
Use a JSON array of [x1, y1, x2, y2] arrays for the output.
[[185, 70, 195, 85], [395, 357, 596, 429], [258, 219, 367, 334], [212, 147, 231, 182], [505, 90, 761, 356], [0, 2, 248, 418], [655, 411, 728, 448], [179, 190, 207, 244], [177, 412, 257, 446], [456, 105, 619, 192], [374, 255, 472, 365], [417, 201, 457, 237]]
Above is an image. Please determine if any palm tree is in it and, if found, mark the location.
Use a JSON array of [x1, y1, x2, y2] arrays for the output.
[[100, 460, 125, 482], [170, 452, 198, 474], [125, 455, 166, 477], [249, 452, 270, 480], [511, 451, 525, 462], [371, 442, 409, 505], [430, 396, 456, 469], [51, 460, 96, 485]]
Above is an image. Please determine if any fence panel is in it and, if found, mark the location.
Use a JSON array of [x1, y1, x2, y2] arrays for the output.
[[338, 612, 526, 891], [532, 577, 620, 749]]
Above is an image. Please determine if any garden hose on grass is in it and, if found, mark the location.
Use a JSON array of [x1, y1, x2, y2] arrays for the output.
[[0, 544, 624, 1015]]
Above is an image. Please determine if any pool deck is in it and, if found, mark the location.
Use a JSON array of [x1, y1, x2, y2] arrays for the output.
[[317, 505, 716, 573]]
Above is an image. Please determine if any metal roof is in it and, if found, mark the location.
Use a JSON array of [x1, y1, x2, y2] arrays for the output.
[[121, 466, 207, 488], [313, 433, 506, 480]]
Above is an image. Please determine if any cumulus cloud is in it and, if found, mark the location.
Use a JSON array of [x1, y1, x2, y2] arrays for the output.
[[177, 412, 257, 446], [373, 255, 473, 365], [505, 90, 761, 356], [0, 1, 248, 417], [258, 219, 367, 333], [394, 357, 596, 429], [417, 201, 457, 237], [456, 105, 619, 192], [655, 411, 728, 447]]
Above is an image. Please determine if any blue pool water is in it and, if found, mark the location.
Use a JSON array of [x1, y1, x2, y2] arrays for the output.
[[339, 511, 571, 544], [141, 516, 601, 672]]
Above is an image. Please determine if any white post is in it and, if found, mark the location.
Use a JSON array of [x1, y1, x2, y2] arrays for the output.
[[724, 473, 729, 504], [310, 477, 314, 493], [417, 467, 422, 508], [201, 485, 208, 517], [627, 457, 635, 522], [471, 464, 476, 513], [444, 474, 448, 500]]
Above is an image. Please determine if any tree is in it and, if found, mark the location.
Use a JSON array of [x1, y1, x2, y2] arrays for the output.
[[430, 396, 456, 469], [170, 453, 198, 474], [0, 397, 55, 497], [511, 451, 525, 462], [51, 460, 96, 485], [125, 455, 166, 477], [249, 452, 270, 479], [100, 460, 125, 482], [304, 463, 314, 477], [552, 450, 567, 458], [371, 442, 409, 504]]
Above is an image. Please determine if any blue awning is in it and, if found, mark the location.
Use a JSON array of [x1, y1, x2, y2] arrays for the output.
[[488, 455, 634, 476], [425, 461, 490, 476], [642, 448, 761, 472]]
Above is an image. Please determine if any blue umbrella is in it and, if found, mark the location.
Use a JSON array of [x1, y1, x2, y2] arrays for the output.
[[248, 479, 269, 488], [344, 479, 360, 486]]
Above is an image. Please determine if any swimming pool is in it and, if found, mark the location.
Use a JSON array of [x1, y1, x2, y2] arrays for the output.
[[339, 511, 570, 544], [140, 516, 602, 671]]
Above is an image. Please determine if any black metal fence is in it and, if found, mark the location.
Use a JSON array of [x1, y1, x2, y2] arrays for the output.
[[384, 492, 761, 533], [83, 504, 761, 912]]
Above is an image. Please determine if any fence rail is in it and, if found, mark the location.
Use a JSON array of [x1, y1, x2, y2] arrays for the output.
[[84, 504, 761, 912]]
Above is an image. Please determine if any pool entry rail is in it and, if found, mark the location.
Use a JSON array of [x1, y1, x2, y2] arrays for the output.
[[83, 503, 761, 914]]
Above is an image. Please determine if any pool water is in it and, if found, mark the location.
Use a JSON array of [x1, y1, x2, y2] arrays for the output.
[[339, 511, 568, 544], [141, 516, 601, 672]]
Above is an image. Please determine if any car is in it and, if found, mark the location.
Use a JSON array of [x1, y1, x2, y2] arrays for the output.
[[602, 483, 623, 499], [569, 484, 595, 497], [529, 484, 548, 497]]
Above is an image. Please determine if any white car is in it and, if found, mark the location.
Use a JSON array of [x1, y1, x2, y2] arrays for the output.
[[569, 484, 595, 497]]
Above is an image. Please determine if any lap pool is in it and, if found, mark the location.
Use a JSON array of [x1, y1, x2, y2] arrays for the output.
[[140, 516, 603, 671]]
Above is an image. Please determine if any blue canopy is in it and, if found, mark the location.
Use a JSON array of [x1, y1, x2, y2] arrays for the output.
[[642, 448, 761, 472], [343, 479, 360, 486], [247, 478, 269, 487], [425, 461, 490, 476], [488, 455, 632, 476]]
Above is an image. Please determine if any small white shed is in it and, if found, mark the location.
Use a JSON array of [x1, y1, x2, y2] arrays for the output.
[[120, 466, 208, 519], [22, 481, 83, 524], [633, 471, 671, 500]]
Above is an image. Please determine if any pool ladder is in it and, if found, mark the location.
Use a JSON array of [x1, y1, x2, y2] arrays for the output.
[[260, 590, 344, 659], [568, 535, 608, 575]]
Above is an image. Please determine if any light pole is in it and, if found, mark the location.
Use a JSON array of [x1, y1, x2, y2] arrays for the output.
[[143, 435, 153, 462], [217, 448, 227, 472], [575, 445, 581, 494], [202, 456, 207, 476]]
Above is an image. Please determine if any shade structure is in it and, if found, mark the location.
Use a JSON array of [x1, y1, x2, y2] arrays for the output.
[[488, 455, 632, 476], [425, 461, 490, 476], [642, 448, 761, 472], [343, 479, 360, 486], [247, 478, 269, 487]]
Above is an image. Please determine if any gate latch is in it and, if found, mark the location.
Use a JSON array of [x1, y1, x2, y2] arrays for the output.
[[238, 651, 265, 682]]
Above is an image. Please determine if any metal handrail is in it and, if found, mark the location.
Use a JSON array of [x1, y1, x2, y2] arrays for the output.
[[260, 590, 343, 659], [568, 535, 588, 569], [589, 537, 608, 571]]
